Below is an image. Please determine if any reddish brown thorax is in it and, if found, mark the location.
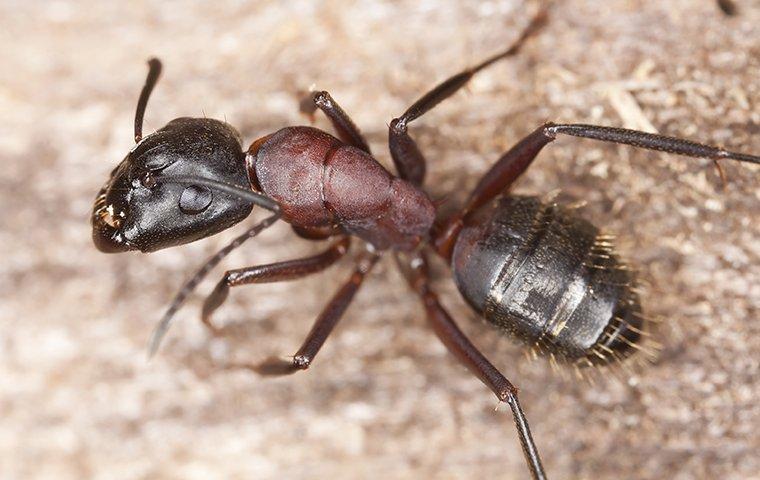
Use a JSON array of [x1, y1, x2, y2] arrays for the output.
[[247, 126, 435, 251]]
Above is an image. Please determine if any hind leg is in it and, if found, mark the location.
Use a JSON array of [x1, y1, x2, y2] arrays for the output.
[[398, 251, 547, 480], [432, 122, 760, 259]]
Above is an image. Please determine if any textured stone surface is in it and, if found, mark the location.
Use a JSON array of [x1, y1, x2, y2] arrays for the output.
[[1, 1, 758, 479]]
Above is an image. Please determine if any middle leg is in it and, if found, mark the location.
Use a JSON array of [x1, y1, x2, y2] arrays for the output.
[[388, 9, 547, 185], [252, 253, 380, 376]]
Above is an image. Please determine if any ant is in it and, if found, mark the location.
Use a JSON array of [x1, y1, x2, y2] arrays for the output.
[[91, 11, 758, 480]]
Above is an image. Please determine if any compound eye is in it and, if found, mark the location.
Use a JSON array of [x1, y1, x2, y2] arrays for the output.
[[179, 185, 213, 214], [140, 171, 157, 189]]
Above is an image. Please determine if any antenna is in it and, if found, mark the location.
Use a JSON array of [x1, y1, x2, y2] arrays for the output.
[[134, 58, 163, 143], [147, 211, 281, 358], [155, 175, 282, 213]]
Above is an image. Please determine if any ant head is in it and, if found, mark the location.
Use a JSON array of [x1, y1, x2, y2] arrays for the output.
[[92, 59, 253, 253]]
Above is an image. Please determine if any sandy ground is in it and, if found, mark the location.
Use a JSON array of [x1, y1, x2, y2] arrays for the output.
[[1, 1, 759, 479]]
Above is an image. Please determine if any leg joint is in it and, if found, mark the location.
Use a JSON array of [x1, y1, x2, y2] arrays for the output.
[[541, 121, 558, 139], [223, 271, 238, 287], [499, 388, 520, 404], [312, 91, 332, 108], [293, 355, 311, 370], [390, 117, 407, 134]]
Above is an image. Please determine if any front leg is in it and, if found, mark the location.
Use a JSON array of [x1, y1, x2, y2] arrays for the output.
[[202, 236, 351, 332], [300, 90, 371, 153]]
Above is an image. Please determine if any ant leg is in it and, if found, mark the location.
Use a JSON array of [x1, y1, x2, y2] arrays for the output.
[[432, 124, 552, 258], [251, 254, 380, 376], [433, 122, 760, 259], [388, 9, 547, 185], [398, 252, 546, 480], [201, 236, 351, 332], [717, 0, 737, 15], [300, 90, 371, 153], [291, 224, 340, 241], [545, 123, 759, 165]]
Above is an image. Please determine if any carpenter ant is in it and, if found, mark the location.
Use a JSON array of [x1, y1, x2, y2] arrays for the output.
[[91, 11, 759, 480]]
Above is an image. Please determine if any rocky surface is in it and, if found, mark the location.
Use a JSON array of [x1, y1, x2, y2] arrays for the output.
[[1, 1, 758, 479]]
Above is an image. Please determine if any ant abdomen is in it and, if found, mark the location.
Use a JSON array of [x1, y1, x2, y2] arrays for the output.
[[451, 195, 650, 367]]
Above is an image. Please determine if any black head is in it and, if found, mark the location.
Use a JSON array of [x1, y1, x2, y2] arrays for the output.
[[92, 59, 254, 253]]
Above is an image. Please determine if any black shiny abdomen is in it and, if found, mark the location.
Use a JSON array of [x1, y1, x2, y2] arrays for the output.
[[452, 196, 646, 365]]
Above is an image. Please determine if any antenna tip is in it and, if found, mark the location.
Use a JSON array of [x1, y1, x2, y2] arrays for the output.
[[146, 338, 160, 360], [146, 319, 169, 360], [147, 57, 163, 70]]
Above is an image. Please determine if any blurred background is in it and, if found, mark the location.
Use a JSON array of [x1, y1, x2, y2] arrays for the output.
[[1, 1, 758, 479]]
